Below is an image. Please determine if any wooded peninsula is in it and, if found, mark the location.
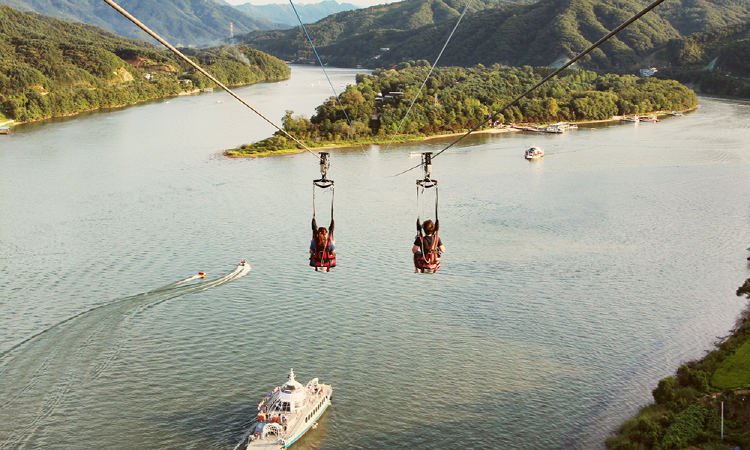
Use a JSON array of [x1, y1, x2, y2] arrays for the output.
[[227, 62, 697, 156], [0, 6, 290, 123]]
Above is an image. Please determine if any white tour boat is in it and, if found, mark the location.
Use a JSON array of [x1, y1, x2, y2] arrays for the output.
[[247, 369, 332, 450], [525, 146, 544, 160]]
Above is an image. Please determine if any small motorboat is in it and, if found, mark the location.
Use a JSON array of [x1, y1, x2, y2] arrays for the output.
[[525, 146, 544, 160]]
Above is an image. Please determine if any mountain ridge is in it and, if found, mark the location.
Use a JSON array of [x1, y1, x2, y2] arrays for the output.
[[240, 0, 750, 70], [232, 0, 359, 27], [0, 0, 289, 46]]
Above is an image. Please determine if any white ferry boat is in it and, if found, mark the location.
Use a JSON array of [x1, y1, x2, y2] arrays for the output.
[[247, 369, 332, 449], [525, 146, 544, 160]]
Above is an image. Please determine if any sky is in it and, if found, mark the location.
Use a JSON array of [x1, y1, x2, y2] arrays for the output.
[[223, 0, 400, 7]]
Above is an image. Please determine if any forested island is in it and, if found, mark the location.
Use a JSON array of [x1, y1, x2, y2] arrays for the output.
[[607, 280, 750, 450], [0, 6, 290, 123], [227, 63, 697, 156]]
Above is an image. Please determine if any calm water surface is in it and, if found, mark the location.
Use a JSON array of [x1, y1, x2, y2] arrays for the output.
[[2, 65, 750, 450]]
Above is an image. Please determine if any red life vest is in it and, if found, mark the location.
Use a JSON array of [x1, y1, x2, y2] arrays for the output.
[[310, 234, 336, 271], [414, 234, 441, 273]]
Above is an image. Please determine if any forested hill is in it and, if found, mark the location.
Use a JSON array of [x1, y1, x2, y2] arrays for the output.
[[241, 0, 750, 71], [233, 0, 359, 27], [238, 0, 527, 58], [0, 0, 288, 46], [652, 21, 750, 97], [655, 21, 750, 76], [0, 6, 290, 122]]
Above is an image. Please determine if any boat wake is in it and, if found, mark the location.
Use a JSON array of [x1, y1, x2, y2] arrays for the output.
[[0, 262, 251, 450]]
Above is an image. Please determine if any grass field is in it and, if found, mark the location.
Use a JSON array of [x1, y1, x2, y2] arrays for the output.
[[711, 340, 750, 389]]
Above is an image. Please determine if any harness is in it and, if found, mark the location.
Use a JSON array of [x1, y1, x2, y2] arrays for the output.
[[310, 232, 336, 271], [414, 234, 441, 273]]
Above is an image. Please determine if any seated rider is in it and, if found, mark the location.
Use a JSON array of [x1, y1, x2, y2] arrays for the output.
[[413, 219, 445, 272], [310, 217, 336, 271]]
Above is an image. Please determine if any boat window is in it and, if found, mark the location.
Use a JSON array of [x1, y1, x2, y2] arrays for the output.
[[283, 384, 297, 391], [281, 402, 290, 412]]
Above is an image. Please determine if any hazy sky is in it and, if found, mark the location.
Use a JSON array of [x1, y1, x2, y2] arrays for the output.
[[224, 0, 400, 7]]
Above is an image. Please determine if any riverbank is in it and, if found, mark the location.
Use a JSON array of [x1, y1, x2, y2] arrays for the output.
[[606, 280, 750, 450], [7, 77, 290, 126]]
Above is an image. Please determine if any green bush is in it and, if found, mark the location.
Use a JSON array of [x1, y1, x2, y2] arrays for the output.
[[659, 404, 712, 450], [653, 377, 677, 405]]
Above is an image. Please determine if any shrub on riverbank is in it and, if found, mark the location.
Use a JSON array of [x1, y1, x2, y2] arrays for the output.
[[231, 63, 697, 156], [606, 281, 750, 450]]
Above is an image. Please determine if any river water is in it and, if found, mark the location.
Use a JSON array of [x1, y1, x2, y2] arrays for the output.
[[1, 65, 750, 450]]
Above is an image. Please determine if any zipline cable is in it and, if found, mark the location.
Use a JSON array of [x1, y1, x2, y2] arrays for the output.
[[390, 0, 670, 177], [100, 0, 321, 160], [288, 0, 369, 156], [383, 0, 475, 152]]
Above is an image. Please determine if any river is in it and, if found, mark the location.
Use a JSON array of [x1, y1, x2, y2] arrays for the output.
[[1, 65, 749, 450]]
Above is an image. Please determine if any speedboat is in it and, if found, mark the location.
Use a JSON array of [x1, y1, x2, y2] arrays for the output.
[[525, 146, 544, 160], [247, 369, 332, 449]]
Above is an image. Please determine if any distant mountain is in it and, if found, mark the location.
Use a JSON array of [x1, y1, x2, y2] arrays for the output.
[[316, 0, 686, 70], [239, 0, 524, 58], [653, 21, 750, 75], [233, 0, 359, 27], [650, 0, 750, 36], [239, 0, 750, 71], [0, 0, 290, 46], [648, 21, 750, 97]]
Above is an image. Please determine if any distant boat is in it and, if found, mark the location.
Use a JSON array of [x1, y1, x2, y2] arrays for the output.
[[639, 115, 660, 122], [525, 146, 544, 160], [668, 111, 683, 116], [0, 126, 10, 135], [620, 116, 639, 123]]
